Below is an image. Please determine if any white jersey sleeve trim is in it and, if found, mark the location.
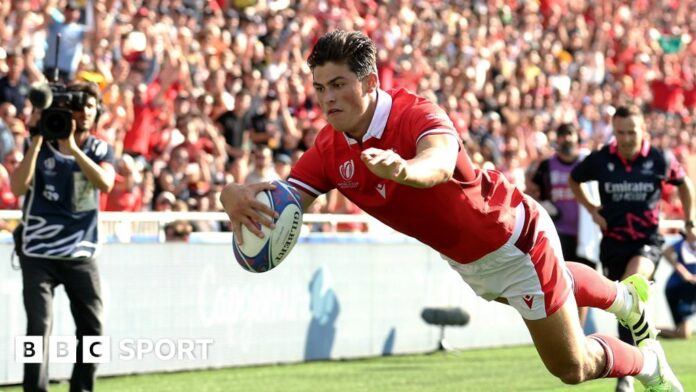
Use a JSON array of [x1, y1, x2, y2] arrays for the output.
[[416, 128, 459, 145], [288, 178, 323, 197]]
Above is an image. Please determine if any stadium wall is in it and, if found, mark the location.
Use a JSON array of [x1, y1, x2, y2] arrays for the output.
[[0, 236, 680, 385]]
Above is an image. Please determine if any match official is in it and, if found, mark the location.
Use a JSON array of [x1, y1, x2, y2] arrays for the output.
[[569, 104, 696, 392]]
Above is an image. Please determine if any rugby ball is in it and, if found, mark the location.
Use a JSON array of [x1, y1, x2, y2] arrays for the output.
[[233, 180, 303, 273]]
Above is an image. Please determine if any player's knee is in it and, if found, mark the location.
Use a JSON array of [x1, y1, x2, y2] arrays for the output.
[[549, 361, 586, 385]]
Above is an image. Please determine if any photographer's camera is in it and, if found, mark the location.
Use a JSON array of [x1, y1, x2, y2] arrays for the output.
[[29, 82, 88, 140]]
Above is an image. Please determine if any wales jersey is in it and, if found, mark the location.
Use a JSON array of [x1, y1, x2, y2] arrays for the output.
[[20, 136, 115, 260], [289, 88, 524, 263], [570, 140, 685, 242]]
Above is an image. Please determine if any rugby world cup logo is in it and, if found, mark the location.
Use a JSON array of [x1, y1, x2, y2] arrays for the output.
[[339, 160, 355, 181], [44, 158, 56, 170]]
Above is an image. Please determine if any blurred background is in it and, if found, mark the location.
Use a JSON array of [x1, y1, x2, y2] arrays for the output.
[[0, 0, 694, 230]]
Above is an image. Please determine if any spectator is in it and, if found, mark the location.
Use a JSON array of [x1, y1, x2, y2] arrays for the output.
[[155, 146, 193, 205], [274, 153, 292, 180], [0, 51, 35, 114], [41, 1, 99, 82], [164, 220, 193, 241], [105, 154, 142, 212], [218, 89, 253, 162], [244, 145, 280, 184], [154, 190, 176, 212]]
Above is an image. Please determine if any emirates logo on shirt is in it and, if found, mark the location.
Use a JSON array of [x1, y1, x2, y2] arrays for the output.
[[339, 160, 355, 181]]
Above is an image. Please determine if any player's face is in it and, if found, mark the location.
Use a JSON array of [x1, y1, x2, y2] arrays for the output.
[[613, 115, 644, 158], [312, 62, 376, 138], [73, 96, 98, 133]]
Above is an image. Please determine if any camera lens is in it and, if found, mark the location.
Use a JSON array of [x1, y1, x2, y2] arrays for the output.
[[40, 109, 73, 140]]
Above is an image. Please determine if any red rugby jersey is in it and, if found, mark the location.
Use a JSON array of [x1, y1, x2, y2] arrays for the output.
[[289, 89, 524, 263]]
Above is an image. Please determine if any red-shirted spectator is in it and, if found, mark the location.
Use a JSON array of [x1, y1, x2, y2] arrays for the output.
[[105, 155, 143, 211]]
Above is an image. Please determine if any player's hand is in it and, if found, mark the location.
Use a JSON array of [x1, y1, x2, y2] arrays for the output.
[[360, 147, 407, 183], [590, 206, 607, 230], [219, 182, 279, 245]]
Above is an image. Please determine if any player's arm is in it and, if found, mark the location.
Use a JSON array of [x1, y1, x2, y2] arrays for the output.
[[361, 133, 458, 188], [297, 189, 317, 212]]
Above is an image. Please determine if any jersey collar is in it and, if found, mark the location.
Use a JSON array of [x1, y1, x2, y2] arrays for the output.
[[343, 89, 393, 145], [608, 138, 650, 158]]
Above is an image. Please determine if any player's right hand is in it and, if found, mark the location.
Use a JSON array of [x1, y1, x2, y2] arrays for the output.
[[219, 182, 278, 245]]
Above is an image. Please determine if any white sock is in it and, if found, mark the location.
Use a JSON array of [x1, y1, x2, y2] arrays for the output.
[[607, 282, 633, 318], [636, 348, 659, 385]]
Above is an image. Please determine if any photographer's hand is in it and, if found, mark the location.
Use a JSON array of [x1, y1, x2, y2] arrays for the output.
[[10, 111, 43, 196], [57, 119, 80, 154], [61, 119, 116, 193]]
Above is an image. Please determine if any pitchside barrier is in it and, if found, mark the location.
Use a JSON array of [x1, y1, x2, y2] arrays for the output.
[[0, 210, 688, 385]]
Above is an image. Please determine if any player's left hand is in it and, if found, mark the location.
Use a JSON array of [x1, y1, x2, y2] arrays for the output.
[[361, 147, 407, 183]]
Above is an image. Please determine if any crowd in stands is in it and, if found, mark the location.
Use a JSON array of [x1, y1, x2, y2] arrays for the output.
[[1, 0, 695, 233]]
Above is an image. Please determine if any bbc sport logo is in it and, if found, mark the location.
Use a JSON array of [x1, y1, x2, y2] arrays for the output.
[[15, 336, 214, 363]]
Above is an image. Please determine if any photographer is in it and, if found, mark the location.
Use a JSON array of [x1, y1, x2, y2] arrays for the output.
[[10, 81, 115, 392]]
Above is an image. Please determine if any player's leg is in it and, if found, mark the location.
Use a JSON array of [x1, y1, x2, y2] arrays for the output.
[[559, 234, 595, 326], [19, 256, 58, 392], [516, 199, 681, 389], [523, 295, 642, 384], [517, 260, 682, 389], [618, 250, 660, 391]]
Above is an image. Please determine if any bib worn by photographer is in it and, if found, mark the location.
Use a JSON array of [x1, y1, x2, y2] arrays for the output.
[[16, 136, 114, 259]]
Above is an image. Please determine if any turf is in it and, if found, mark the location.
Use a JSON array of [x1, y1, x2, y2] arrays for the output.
[[2, 340, 694, 391]]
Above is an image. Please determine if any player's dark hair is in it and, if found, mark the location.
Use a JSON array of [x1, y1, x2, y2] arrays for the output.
[[613, 104, 643, 119], [307, 30, 377, 79]]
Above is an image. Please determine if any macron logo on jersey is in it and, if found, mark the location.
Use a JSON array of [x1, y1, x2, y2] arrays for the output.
[[523, 295, 534, 309], [376, 183, 386, 199]]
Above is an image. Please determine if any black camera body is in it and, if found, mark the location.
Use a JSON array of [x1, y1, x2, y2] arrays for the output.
[[29, 82, 89, 140]]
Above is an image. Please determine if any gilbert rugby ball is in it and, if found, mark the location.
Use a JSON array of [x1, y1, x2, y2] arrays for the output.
[[233, 180, 303, 272]]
